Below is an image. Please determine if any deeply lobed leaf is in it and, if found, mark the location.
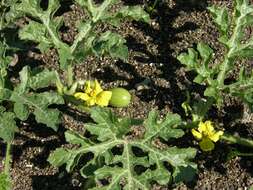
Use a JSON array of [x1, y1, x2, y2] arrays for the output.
[[0, 107, 18, 142], [1, 66, 65, 130], [15, 0, 72, 69], [178, 0, 253, 107], [15, 0, 150, 69], [49, 107, 197, 189]]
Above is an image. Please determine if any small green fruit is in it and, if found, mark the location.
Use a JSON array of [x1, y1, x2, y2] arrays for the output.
[[109, 88, 131, 107]]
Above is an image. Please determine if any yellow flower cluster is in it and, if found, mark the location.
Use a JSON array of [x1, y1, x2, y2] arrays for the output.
[[74, 80, 112, 107], [192, 121, 223, 151]]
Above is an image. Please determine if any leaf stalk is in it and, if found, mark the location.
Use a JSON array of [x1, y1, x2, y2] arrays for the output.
[[221, 133, 253, 148], [4, 142, 11, 176]]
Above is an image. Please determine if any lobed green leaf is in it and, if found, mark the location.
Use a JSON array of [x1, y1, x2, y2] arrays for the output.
[[93, 31, 128, 61], [178, 0, 253, 107], [0, 108, 18, 142], [177, 42, 215, 85], [49, 108, 197, 189], [208, 5, 229, 43], [19, 21, 53, 52], [102, 5, 150, 26], [6, 66, 64, 130]]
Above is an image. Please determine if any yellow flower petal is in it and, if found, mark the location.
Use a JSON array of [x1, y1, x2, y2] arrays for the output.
[[191, 129, 202, 140], [96, 91, 112, 107], [199, 138, 215, 151], [205, 121, 214, 133], [86, 97, 96, 106], [85, 81, 92, 94], [198, 121, 207, 133], [94, 80, 103, 95], [209, 130, 224, 142], [75, 79, 111, 107], [198, 120, 215, 137], [74, 92, 90, 101]]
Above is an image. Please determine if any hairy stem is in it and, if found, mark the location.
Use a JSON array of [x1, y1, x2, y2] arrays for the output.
[[66, 65, 74, 87], [4, 142, 11, 175], [0, 3, 6, 30], [217, 57, 230, 88], [221, 133, 253, 148]]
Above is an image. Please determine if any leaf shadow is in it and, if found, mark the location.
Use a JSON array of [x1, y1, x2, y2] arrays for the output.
[[93, 0, 209, 114], [31, 172, 81, 190]]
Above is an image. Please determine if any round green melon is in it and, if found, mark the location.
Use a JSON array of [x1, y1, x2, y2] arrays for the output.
[[109, 88, 131, 107]]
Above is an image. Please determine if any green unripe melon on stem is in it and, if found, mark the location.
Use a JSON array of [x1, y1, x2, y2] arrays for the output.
[[109, 88, 131, 107]]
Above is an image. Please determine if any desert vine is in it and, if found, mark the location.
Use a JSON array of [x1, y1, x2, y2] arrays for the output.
[[12, 0, 150, 69], [9, 0, 150, 96], [48, 107, 197, 189], [0, 41, 63, 189], [0, 0, 150, 188], [0, 0, 253, 189], [178, 0, 253, 109]]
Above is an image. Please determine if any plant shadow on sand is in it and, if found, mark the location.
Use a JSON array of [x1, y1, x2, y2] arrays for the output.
[[7, 0, 251, 189], [96, 0, 253, 188], [92, 0, 208, 114]]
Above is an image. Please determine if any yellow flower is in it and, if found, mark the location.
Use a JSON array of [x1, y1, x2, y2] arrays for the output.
[[191, 121, 223, 151], [74, 80, 112, 107]]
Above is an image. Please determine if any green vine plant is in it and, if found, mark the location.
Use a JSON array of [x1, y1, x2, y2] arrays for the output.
[[10, 0, 150, 93], [177, 0, 253, 109], [0, 0, 20, 30], [48, 107, 197, 189], [0, 42, 15, 190], [0, 42, 64, 189]]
